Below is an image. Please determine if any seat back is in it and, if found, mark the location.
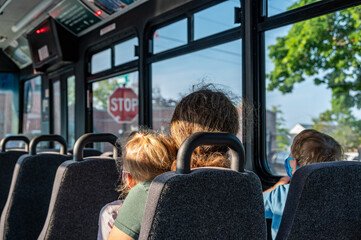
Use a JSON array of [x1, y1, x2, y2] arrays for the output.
[[38, 133, 120, 240], [276, 161, 361, 240], [0, 135, 70, 240], [139, 132, 266, 240], [67, 148, 103, 157], [0, 136, 29, 213]]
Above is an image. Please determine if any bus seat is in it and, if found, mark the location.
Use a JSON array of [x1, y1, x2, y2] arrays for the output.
[[139, 132, 266, 240], [0, 136, 30, 214], [275, 161, 361, 240], [38, 133, 120, 240], [0, 135, 70, 240]]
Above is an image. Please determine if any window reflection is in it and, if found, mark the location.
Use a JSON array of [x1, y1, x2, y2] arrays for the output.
[[67, 76, 76, 147], [23, 76, 42, 137], [53, 80, 61, 135]]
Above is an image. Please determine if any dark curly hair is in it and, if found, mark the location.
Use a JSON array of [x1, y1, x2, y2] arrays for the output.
[[170, 85, 240, 170]]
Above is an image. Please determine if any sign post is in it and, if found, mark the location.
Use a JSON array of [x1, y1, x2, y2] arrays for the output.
[[108, 88, 138, 123]]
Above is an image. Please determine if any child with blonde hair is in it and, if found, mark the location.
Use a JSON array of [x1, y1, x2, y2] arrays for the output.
[[99, 130, 176, 240]]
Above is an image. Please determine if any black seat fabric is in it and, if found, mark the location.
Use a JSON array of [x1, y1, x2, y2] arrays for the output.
[[0, 153, 72, 240], [38, 157, 119, 240], [0, 151, 27, 214], [276, 161, 361, 240], [139, 167, 266, 240]]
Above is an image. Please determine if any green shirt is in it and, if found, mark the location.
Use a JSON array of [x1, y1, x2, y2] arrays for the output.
[[114, 181, 151, 240]]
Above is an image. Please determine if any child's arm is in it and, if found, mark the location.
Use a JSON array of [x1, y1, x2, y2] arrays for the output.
[[263, 176, 291, 193]]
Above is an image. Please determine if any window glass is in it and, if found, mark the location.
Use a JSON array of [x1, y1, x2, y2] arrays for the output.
[[67, 75, 76, 147], [53, 80, 61, 135], [194, 0, 241, 40], [23, 76, 41, 138], [0, 74, 19, 147], [153, 19, 187, 54], [114, 37, 138, 66], [265, 6, 361, 175], [152, 40, 242, 137], [92, 72, 138, 152], [268, 0, 320, 17], [91, 48, 111, 74]]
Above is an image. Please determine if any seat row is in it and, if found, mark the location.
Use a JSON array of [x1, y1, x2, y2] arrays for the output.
[[0, 133, 361, 239], [0, 133, 119, 240]]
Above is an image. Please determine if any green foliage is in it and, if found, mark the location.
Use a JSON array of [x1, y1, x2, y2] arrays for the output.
[[93, 79, 122, 110], [267, 2, 361, 150]]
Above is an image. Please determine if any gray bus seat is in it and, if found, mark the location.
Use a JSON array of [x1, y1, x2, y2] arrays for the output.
[[38, 133, 120, 240], [139, 132, 266, 240], [275, 161, 361, 240], [0, 136, 30, 214], [67, 147, 102, 157], [0, 135, 70, 240]]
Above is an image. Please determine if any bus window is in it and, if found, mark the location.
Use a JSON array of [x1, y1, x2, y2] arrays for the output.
[[152, 40, 241, 135], [265, 5, 361, 175], [92, 72, 138, 152], [0, 74, 18, 142], [194, 0, 241, 40], [67, 75, 75, 147], [114, 37, 138, 66], [23, 76, 41, 137], [153, 19, 187, 54], [267, 0, 320, 17], [52, 80, 61, 135], [91, 48, 112, 74]]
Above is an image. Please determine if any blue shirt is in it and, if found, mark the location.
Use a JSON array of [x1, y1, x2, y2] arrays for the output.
[[263, 184, 290, 239]]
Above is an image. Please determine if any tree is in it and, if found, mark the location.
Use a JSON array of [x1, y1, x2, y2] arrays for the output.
[[267, 1, 361, 150], [93, 77, 129, 110]]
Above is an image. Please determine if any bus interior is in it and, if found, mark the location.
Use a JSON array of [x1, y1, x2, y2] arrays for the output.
[[0, 0, 361, 239]]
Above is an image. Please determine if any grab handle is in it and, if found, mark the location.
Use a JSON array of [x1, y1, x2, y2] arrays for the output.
[[73, 133, 119, 161], [0, 136, 30, 152], [176, 132, 245, 174], [29, 135, 67, 155]]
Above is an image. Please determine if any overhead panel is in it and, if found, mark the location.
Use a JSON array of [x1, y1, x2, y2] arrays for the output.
[[50, 0, 102, 35]]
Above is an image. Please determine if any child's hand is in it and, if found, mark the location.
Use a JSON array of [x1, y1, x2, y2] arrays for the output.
[[278, 176, 291, 185]]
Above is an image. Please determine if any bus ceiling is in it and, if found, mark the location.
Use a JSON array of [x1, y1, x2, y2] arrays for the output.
[[0, 0, 147, 69]]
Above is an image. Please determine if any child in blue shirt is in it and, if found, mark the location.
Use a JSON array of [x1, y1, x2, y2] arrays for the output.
[[263, 129, 343, 239]]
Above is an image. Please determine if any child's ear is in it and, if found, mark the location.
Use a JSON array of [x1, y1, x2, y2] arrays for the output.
[[127, 174, 135, 188], [290, 159, 298, 175]]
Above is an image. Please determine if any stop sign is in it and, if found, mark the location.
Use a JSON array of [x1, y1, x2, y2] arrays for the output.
[[108, 88, 138, 123]]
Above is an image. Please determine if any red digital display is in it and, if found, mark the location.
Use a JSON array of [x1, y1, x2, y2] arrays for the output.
[[35, 26, 50, 34]]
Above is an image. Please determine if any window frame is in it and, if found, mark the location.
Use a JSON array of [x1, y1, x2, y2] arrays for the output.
[[86, 32, 140, 133], [254, 0, 361, 182], [146, 0, 243, 129]]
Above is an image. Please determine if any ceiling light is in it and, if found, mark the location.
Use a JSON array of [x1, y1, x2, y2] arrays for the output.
[[0, 0, 12, 14]]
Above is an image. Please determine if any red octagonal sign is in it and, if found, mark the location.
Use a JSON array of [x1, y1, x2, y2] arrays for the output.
[[108, 88, 138, 123]]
